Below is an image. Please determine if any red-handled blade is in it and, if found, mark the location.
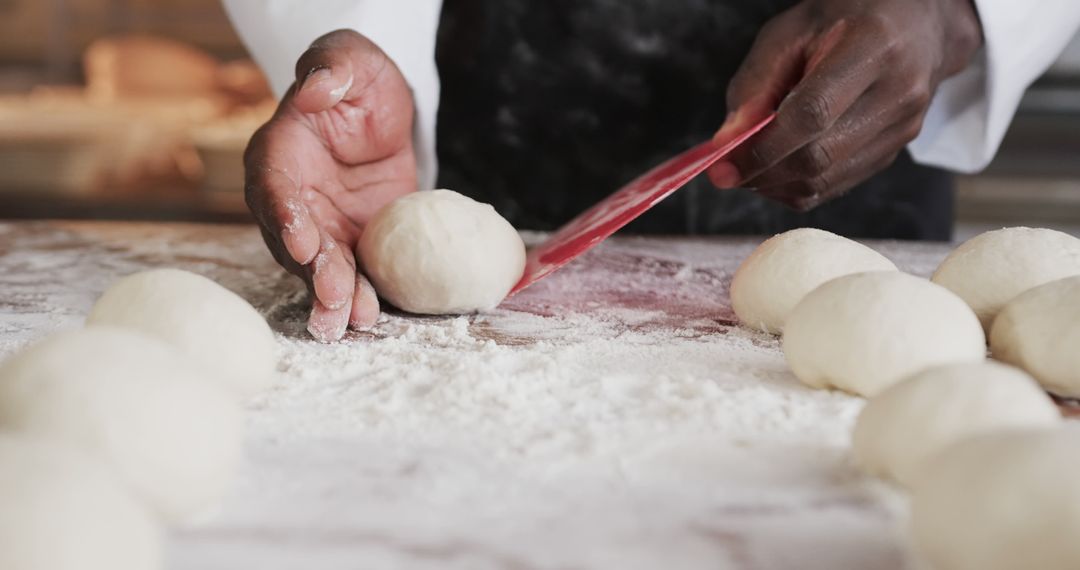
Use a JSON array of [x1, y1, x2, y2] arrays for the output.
[[510, 113, 775, 294]]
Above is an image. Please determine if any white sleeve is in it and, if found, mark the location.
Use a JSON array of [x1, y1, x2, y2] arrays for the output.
[[908, 2, 1080, 173], [222, 0, 444, 191]]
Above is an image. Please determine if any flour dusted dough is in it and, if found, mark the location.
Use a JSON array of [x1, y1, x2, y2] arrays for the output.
[[0, 328, 243, 523], [731, 228, 897, 333], [783, 271, 985, 396], [991, 275, 1080, 397], [0, 437, 161, 570], [87, 268, 277, 399], [359, 190, 526, 315], [912, 428, 1080, 570], [853, 361, 1060, 486], [931, 227, 1080, 330]]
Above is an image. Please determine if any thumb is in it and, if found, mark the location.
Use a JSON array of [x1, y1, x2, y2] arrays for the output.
[[291, 29, 388, 114]]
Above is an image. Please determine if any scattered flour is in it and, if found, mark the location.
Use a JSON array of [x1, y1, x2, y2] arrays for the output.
[[2, 223, 940, 570]]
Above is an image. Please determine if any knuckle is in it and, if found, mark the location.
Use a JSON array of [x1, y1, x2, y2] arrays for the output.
[[858, 13, 893, 38], [900, 123, 921, 143], [789, 92, 835, 134], [899, 117, 924, 143], [797, 141, 836, 176], [739, 143, 775, 176], [899, 83, 932, 114], [859, 14, 902, 59]]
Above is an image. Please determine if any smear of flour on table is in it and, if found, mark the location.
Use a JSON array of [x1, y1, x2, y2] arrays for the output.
[[0, 224, 925, 570], [216, 295, 911, 570]]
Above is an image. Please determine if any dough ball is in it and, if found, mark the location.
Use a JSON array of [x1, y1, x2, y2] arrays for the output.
[[0, 328, 243, 523], [87, 268, 277, 399], [911, 428, 1080, 570], [731, 228, 897, 333], [931, 227, 1080, 330], [852, 361, 1060, 486], [991, 275, 1080, 397], [783, 271, 985, 396], [358, 189, 526, 315], [0, 436, 161, 570]]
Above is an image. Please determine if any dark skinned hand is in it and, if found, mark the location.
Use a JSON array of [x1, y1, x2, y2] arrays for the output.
[[707, 0, 983, 210], [244, 30, 416, 342]]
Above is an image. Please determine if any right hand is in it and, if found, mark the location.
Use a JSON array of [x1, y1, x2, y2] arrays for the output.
[[244, 30, 417, 342]]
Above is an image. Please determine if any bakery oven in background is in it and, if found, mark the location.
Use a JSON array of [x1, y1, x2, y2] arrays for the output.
[[0, 0, 268, 222]]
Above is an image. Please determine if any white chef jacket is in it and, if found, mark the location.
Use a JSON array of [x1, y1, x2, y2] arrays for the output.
[[223, 0, 1080, 193]]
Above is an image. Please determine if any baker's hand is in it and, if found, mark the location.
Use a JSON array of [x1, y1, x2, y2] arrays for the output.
[[707, 0, 982, 210], [245, 30, 416, 341]]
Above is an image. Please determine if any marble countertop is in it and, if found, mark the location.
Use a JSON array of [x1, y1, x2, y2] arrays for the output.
[[0, 221, 972, 570]]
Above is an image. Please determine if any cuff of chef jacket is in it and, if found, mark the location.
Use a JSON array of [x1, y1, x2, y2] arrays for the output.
[[908, 0, 1080, 174], [222, 0, 443, 193]]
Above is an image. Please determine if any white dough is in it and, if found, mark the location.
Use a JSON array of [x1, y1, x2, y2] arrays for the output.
[[87, 268, 277, 399], [0, 436, 161, 570], [783, 271, 985, 396], [911, 428, 1080, 570], [991, 275, 1080, 397], [0, 328, 243, 523], [931, 227, 1080, 330], [731, 228, 897, 333], [358, 189, 526, 315], [852, 361, 1060, 486]]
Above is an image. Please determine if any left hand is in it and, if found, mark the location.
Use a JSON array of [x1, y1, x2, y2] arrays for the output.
[[707, 0, 983, 211]]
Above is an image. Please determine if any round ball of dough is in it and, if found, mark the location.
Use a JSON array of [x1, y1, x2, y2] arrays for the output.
[[991, 275, 1080, 397], [931, 227, 1080, 330], [783, 271, 985, 396], [852, 361, 1060, 486], [0, 328, 243, 523], [358, 189, 526, 315], [911, 428, 1080, 570], [87, 268, 277, 399], [0, 436, 161, 570], [731, 228, 897, 333]]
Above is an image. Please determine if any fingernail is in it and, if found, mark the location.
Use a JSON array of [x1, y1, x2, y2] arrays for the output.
[[709, 161, 741, 189], [298, 65, 330, 92], [308, 301, 348, 343], [326, 73, 354, 105]]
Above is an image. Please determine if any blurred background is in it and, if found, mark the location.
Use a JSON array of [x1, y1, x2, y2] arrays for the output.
[[0, 0, 269, 223], [0, 0, 1077, 232]]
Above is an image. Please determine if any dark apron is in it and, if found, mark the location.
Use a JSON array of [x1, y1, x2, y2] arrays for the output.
[[435, 0, 954, 241]]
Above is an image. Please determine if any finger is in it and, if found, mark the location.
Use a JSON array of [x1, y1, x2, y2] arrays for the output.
[[292, 29, 388, 114], [715, 8, 809, 144], [740, 84, 901, 189], [307, 298, 350, 343], [719, 21, 890, 185], [753, 117, 916, 211], [244, 131, 320, 265], [310, 232, 356, 311], [349, 273, 380, 330], [258, 225, 308, 282]]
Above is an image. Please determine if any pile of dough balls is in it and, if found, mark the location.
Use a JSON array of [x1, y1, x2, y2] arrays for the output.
[[359, 189, 526, 315], [0, 268, 279, 570], [732, 226, 1080, 570], [732, 228, 985, 397], [731, 227, 897, 333]]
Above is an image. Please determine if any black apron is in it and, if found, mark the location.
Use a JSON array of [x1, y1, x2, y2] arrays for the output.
[[435, 0, 954, 241]]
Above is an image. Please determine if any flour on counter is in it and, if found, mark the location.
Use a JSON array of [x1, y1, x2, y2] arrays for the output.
[[1, 223, 934, 570]]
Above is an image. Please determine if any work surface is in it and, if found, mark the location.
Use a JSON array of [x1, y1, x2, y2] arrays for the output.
[[0, 221, 974, 569]]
